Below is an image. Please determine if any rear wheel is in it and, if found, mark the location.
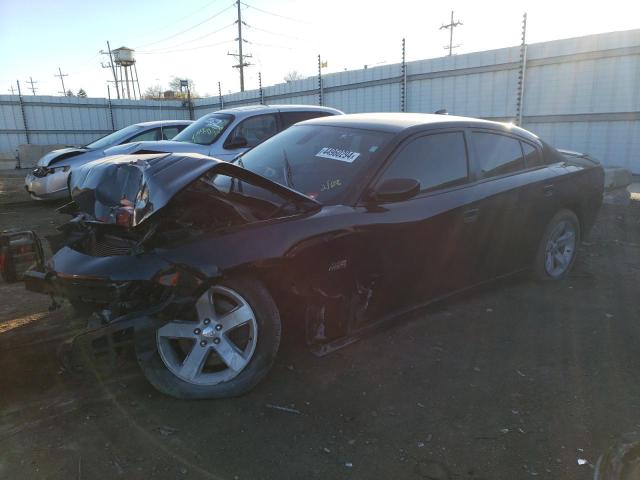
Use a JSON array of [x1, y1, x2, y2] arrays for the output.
[[533, 209, 580, 281], [136, 277, 281, 399]]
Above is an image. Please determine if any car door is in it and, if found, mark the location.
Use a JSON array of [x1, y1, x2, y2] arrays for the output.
[[214, 113, 280, 160], [512, 141, 562, 267], [467, 130, 531, 279], [358, 130, 479, 319]]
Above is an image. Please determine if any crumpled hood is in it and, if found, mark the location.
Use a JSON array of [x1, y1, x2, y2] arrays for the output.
[[104, 140, 210, 157], [68, 152, 319, 227], [37, 147, 91, 167]]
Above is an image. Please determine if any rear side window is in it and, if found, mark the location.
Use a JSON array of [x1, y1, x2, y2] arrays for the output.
[[159, 126, 182, 140], [281, 111, 332, 129], [129, 128, 159, 142], [472, 132, 525, 179], [379, 132, 468, 193], [522, 142, 544, 168]]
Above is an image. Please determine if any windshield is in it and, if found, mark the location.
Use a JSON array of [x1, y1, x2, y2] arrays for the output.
[[85, 124, 145, 149], [231, 124, 393, 204], [173, 113, 233, 145]]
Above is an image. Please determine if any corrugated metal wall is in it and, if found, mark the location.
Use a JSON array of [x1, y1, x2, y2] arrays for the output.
[[2, 29, 639, 172]]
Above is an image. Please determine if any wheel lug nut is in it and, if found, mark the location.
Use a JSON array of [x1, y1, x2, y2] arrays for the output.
[[200, 340, 207, 347], [194, 328, 201, 335], [215, 324, 222, 331], [213, 338, 221, 344], [203, 319, 210, 325]]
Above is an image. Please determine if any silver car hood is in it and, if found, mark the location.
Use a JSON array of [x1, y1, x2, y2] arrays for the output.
[[37, 147, 91, 167]]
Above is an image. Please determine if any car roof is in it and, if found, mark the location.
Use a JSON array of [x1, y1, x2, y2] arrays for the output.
[[299, 112, 539, 141], [135, 120, 193, 127], [212, 104, 342, 116]]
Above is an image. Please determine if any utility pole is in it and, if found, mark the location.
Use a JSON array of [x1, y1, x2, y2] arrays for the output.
[[228, 0, 252, 91], [54, 67, 68, 95], [7, 85, 16, 95], [516, 13, 528, 126], [440, 10, 463, 56], [218, 81, 224, 109], [258, 72, 264, 104], [317, 54, 323, 106], [100, 41, 120, 99], [400, 38, 407, 112], [26, 77, 38, 95], [16, 80, 30, 146]]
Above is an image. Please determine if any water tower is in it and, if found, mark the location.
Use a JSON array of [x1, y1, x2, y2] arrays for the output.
[[112, 46, 142, 100]]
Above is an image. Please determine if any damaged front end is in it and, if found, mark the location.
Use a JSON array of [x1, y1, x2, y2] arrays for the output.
[[24, 152, 320, 370]]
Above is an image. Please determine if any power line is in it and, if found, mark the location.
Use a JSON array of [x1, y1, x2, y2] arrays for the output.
[[244, 24, 309, 41], [138, 22, 235, 53], [241, 1, 318, 26], [135, 2, 235, 49], [440, 10, 463, 56], [138, 39, 234, 55], [152, 0, 223, 32], [247, 40, 292, 50]]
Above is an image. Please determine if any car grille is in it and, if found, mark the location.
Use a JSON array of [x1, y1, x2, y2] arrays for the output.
[[89, 235, 133, 257]]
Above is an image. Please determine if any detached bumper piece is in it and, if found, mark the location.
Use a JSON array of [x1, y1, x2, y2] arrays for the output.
[[23, 269, 130, 304]]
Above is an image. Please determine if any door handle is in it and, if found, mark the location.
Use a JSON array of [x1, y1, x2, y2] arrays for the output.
[[463, 208, 480, 223], [542, 184, 554, 197]]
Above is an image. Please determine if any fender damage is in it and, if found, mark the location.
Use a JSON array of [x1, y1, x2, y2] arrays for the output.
[[24, 152, 331, 366]]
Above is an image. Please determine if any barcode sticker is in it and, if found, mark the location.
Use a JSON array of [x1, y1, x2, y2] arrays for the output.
[[316, 147, 360, 163]]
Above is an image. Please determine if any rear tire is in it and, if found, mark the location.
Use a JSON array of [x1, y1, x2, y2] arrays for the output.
[[533, 209, 580, 281], [136, 276, 281, 399]]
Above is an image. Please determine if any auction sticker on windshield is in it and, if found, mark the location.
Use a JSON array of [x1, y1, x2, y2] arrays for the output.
[[316, 147, 360, 163]]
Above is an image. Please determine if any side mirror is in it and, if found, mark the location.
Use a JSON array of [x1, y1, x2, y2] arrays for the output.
[[225, 136, 248, 149], [368, 178, 420, 203]]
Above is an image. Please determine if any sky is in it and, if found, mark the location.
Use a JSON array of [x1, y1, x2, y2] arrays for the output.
[[1, 0, 639, 98]]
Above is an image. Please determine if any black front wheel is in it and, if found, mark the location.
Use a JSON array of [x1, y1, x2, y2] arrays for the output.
[[136, 276, 281, 399]]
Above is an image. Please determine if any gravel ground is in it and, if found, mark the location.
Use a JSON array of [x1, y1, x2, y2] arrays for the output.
[[1, 194, 640, 480]]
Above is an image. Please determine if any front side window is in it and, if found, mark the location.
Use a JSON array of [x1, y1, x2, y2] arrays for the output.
[[378, 132, 468, 193], [472, 132, 525, 179], [227, 114, 279, 148], [230, 124, 393, 204], [173, 114, 233, 145], [85, 124, 145, 149]]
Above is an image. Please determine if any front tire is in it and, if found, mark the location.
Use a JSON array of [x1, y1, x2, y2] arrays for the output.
[[136, 276, 281, 399], [533, 209, 581, 281]]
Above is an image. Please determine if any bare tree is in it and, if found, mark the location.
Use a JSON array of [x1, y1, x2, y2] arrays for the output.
[[168, 77, 197, 97], [144, 84, 164, 99], [283, 70, 304, 82]]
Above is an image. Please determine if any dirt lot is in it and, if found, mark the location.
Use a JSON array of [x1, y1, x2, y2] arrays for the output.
[[1, 182, 640, 480]]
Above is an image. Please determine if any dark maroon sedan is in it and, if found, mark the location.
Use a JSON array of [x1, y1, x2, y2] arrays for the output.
[[25, 113, 604, 399]]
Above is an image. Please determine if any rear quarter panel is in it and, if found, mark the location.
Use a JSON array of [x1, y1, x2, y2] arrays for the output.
[[547, 161, 604, 238]]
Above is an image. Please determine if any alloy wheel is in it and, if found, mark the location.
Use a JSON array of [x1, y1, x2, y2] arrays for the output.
[[156, 285, 258, 385], [544, 220, 577, 278]]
